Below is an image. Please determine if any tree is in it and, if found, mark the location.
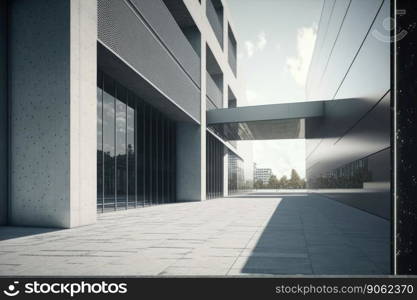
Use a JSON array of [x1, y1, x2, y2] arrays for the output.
[[268, 175, 279, 189], [254, 179, 264, 189], [289, 169, 302, 189], [279, 175, 288, 189]]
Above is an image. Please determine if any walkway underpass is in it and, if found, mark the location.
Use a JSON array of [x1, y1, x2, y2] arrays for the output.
[[0, 192, 390, 275]]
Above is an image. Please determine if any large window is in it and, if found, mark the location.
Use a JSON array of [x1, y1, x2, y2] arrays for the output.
[[97, 71, 177, 212], [206, 132, 224, 199], [228, 151, 245, 195]]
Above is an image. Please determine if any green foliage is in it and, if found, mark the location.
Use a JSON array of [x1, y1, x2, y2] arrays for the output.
[[310, 168, 372, 189], [256, 169, 306, 189], [254, 179, 264, 189]]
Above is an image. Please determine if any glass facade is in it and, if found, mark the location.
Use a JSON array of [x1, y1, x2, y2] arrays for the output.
[[228, 151, 245, 195], [206, 132, 224, 199], [309, 157, 372, 189], [97, 71, 176, 212]]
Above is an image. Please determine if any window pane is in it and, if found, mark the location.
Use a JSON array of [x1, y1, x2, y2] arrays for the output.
[[97, 71, 103, 211], [145, 105, 152, 205], [116, 83, 127, 210], [136, 100, 144, 206], [127, 93, 136, 207], [97, 72, 177, 211], [103, 74, 115, 210]]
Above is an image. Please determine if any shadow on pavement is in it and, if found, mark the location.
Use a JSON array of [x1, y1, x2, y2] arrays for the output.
[[0, 226, 62, 241], [240, 193, 391, 275]]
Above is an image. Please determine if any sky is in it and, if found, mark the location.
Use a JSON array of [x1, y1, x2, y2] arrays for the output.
[[226, 0, 324, 179]]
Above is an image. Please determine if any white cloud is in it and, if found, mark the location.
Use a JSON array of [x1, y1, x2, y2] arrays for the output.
[[275, 43, 281, 51], [253, 140, 306, 179], [244, 31, 268, 58], [244, 40, 255, 58], [257, 31, 267, 51], [286, 24, 317, 87], [246, 89, 259, 105]]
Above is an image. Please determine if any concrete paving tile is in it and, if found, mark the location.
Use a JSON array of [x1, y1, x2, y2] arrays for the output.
[[159, 266, 229, 276], [0, 194, 390, 276]]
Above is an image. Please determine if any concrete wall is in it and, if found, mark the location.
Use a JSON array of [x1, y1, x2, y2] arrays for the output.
[[305, 0, 390, 216], [0, 0, 7, 225], [176, 32, 207, 202], [176, 123, 204, 201], [9, 0, 97, 228]]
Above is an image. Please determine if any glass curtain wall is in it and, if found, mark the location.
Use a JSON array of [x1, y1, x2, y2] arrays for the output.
[[228, 151, 245, 195], [97, 71, 176, 212], [206, 132, 224, 199]]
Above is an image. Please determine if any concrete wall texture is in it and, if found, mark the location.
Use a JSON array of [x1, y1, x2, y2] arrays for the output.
[[9, 0, 97, 228], [3, 0, 243, 227], [306, 0, 390, 217]]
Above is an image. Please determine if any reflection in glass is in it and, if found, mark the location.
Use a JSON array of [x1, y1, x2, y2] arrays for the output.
[[97, 71, 103, 211], [97, 71, 177, 212], [127, 93, 136, 207], [116, 83, 127, 209], [136, 101, 144, 206], [103, 74, 115, 209], [145, 105, 152, 205], [206, 132, 224, 199]]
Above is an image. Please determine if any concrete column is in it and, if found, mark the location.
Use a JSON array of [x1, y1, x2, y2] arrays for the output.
[[0, 0, 8, 225], [176, 123, 203, 201], [176, 36, 207, 202], [9, 0, 97, 228]]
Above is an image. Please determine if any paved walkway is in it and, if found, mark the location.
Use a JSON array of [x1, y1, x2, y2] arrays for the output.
[[0, 193, 390, 276]]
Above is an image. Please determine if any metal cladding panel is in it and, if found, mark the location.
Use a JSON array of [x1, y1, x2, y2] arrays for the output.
[[306, 93, 390, 180], [306, 0, 335, 95], [306, 0, 390, 184], [129, 0, 201, 86], [97, 0, 201, 122], [307, 0, 351, 96], [308, 0, 384, 100]]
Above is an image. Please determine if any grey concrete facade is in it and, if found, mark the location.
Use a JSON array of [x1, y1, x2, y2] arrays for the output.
[[176, 123, 203, 202], [3, 0, 243, 227], [95, 0, 242, 204], [8, 0, 97, 228]]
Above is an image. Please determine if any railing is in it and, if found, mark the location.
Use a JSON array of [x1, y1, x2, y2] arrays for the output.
[[206, 71, 223, 108]]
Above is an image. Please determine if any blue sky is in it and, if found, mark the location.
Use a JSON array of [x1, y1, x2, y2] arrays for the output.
[[226, 0, 323, 179]]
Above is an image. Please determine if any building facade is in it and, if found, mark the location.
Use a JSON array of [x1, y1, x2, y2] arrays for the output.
[[254, 164, 273, 186], [1, 0, 247, 228], [305, 0, 390, 218]]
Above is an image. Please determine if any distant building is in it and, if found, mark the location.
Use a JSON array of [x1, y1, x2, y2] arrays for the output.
[[254, 164, 273, 185]]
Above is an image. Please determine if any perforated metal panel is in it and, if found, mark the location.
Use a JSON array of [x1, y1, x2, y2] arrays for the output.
[[97, 0, 201, 121], [129, 0, 201, 86]]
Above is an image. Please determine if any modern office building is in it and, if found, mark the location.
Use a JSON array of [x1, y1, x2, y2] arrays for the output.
[[0, 0, 391, 228], [228, 151, 245, 194], [305, 0, 390, 218], [207, 0, 390, 218], [0, 0, 247, 228], [254, 164, 273, 185]]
